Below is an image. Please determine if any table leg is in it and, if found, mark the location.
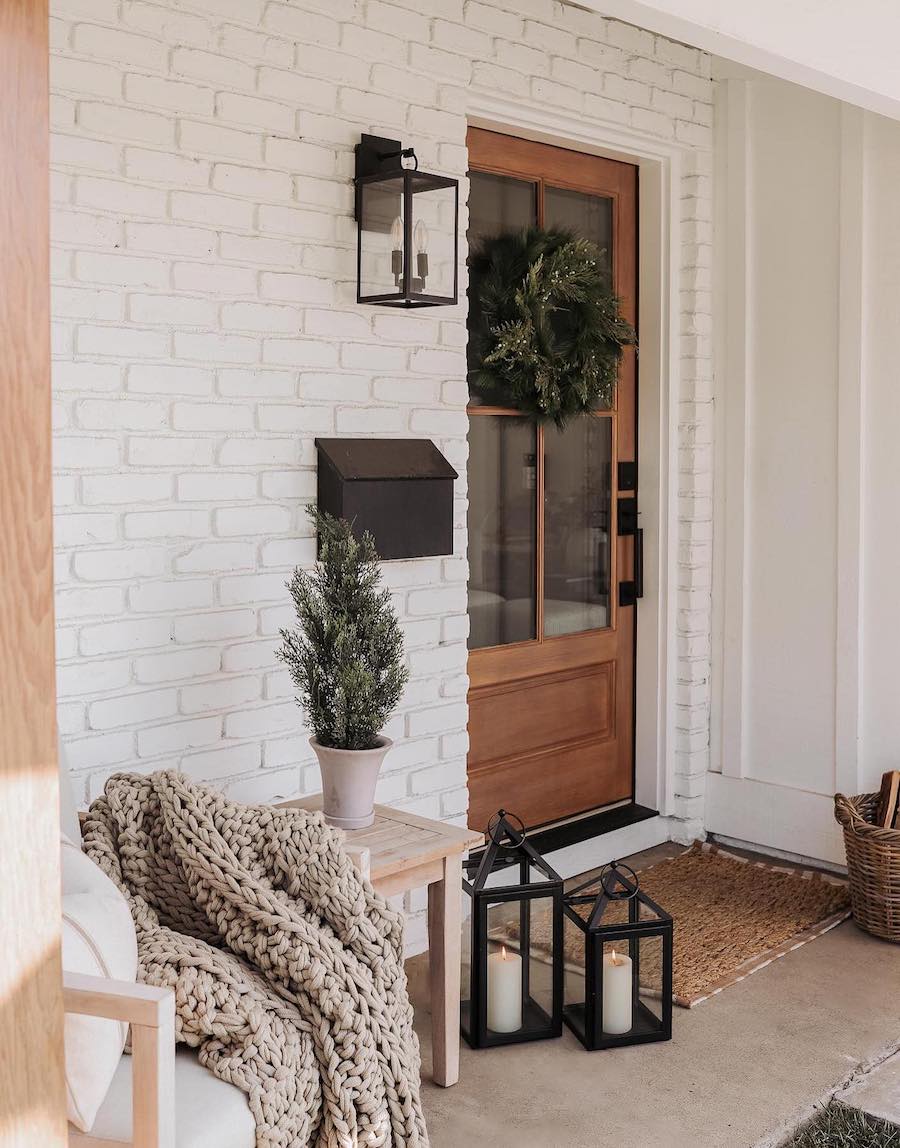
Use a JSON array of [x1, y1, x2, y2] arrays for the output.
[[427, 852, 462, 1087]]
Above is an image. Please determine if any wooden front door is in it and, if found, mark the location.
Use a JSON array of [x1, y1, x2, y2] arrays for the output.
[[466, 129, 638, 833]]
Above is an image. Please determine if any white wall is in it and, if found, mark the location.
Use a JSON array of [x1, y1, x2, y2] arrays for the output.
[[711, 70, 900, 863], [743, 82, 841, 791], [49, 0, 715, 929]]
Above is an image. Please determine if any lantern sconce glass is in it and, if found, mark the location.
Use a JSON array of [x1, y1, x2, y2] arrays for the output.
[[354, 133, 459, 307]]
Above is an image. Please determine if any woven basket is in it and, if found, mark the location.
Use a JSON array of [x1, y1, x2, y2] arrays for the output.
[[834, 792, 900, 942]]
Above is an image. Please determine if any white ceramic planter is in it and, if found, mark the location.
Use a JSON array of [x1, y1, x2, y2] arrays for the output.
[[309, 736, 392, 830]]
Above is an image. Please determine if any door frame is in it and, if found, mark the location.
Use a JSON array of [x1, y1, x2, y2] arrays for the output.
[[465, 133, 638, 831], [466, 95, 685, 823]]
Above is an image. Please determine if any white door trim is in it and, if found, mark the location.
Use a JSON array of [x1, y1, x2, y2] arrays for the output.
[[834, 102, 867, 799], [465, 96, 685, 822], [710, 77, 752, 782]]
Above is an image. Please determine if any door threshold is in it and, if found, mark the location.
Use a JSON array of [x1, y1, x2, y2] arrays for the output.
[[527, 801, 659, 857]]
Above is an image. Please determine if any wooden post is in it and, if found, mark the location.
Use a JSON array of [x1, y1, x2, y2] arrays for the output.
[[427, 853, 463, 1087], [131, 1011, 176, 1148], [0, 2, 66, 1145]]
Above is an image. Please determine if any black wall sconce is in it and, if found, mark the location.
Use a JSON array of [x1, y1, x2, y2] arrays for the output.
[[354, 133, 459, 307]]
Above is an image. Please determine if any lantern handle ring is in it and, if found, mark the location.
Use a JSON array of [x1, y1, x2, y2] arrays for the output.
[[599, 860, 640, 900], [380, 146, 419, 171], [486, 809, 526, 849]]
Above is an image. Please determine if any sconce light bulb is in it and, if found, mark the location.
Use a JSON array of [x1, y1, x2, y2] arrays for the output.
[[414, 218, 428, 254], [390, 216, 403, 248]]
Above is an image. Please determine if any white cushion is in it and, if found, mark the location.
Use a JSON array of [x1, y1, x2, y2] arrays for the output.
[[88, 1047, 255, 1148], [57, 738, 81, 842], [61, 835, 138, 1133]]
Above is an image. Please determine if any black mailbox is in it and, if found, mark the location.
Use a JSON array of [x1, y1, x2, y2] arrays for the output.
[[315, 438, 457, 560]]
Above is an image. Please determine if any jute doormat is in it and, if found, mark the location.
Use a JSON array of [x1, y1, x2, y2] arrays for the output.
[[498, 842, 850, 1008]]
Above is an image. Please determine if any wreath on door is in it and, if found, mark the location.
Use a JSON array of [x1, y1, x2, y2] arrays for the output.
[[468, 226, 636, 428]]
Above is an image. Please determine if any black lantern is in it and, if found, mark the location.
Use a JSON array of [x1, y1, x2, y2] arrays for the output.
[[461, 811, 563, 1048], [563, 861, 673, 1051], [354, 133, 458, 307]]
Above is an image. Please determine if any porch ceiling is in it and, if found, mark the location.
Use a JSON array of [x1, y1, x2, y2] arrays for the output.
[[564, 0, 900, 122]]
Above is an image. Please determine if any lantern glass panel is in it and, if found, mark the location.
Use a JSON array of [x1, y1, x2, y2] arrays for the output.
[[562, 910, 588, 1042], [359, 175, 404, 301], [461, 818, 564, 1048], [483, 890, 557, 1040], [563, 864, 673, 1050], [634, 933, 665, 1028], [460, 882, 473, 1021], [409, 174, 456, 301], [596, 933, 667, 1040]]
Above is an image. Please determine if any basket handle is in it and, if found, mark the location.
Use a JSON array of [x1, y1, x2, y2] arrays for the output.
[[834, 792, 856, 827]]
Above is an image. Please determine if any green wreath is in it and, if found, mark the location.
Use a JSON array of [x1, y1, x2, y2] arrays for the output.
[[468, 226, 636, 428]]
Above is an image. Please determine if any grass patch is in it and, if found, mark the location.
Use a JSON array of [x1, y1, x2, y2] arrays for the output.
[[783, 1101, 900, 1147]]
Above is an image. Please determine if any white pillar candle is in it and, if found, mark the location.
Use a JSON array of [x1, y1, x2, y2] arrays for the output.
[[602, 946, 634, 1035], [486, 945, 523, 1033]]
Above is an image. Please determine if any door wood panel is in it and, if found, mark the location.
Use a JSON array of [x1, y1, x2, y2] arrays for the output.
[[466, 128, 638, 832], [468, 663, 615, 767], [468, 738, 631, 833]]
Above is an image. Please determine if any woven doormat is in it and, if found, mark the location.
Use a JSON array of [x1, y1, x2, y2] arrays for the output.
[[498, 842, 850, 1008]]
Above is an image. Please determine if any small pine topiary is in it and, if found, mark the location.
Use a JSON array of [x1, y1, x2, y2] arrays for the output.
[[277, 507, 409, 751]]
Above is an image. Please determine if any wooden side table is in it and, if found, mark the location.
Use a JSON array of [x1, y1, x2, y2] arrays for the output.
[[280, 796, 483, 1087]]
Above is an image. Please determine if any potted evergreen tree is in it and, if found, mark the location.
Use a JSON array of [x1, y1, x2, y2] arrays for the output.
[[277, 507, 408, 829]]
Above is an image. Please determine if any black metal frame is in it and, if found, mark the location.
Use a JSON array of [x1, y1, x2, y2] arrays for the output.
[[354, 133, 459, 308], [461, 811, 564, 1048], [563, 863, 673, 1051]]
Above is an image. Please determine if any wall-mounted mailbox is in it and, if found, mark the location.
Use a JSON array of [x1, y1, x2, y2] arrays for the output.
[[315, 438, 458, 560]]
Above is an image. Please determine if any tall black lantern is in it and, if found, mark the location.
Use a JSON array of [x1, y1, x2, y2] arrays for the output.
[[461, 811, 563, 1048], [563, 861, 673, 1051], [354, 133, 458, 307]]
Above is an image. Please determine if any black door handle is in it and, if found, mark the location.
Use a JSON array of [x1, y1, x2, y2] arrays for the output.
[[617, 524, 643, 608]]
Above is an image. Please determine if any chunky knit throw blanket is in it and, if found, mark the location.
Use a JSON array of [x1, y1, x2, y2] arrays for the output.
[[82, 770, 428, 1148]]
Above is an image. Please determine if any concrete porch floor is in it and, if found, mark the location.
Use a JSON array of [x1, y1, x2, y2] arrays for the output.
[[406, 843, 900, 1148]]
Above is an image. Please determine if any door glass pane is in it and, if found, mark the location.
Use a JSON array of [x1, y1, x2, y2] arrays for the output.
[[468, 415, 537, 649], [467, 172, 537, 403], [544, 186, 613, 275], [468, 171, 536, 249], [543, 417, 612, 636], [545, 187, 614, 413]]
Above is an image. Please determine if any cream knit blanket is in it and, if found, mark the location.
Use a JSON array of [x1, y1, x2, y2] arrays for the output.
[[82, 770, 428, 1148]]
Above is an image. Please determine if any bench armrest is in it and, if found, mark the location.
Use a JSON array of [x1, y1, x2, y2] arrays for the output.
[[64, 973, 175, 1148], [64, 972, 174, 1029]]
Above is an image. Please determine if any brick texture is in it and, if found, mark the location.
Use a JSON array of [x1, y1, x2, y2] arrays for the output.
[[50, 0, 714, 930]]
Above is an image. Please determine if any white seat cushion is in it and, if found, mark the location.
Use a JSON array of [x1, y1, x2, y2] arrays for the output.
[[86, 1047, 255, 1148], [57, 737, 81, 842], [62, 836, 138, 1132]]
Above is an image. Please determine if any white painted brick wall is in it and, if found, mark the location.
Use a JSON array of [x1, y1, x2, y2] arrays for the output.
[[50, 0, 714, 927]]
